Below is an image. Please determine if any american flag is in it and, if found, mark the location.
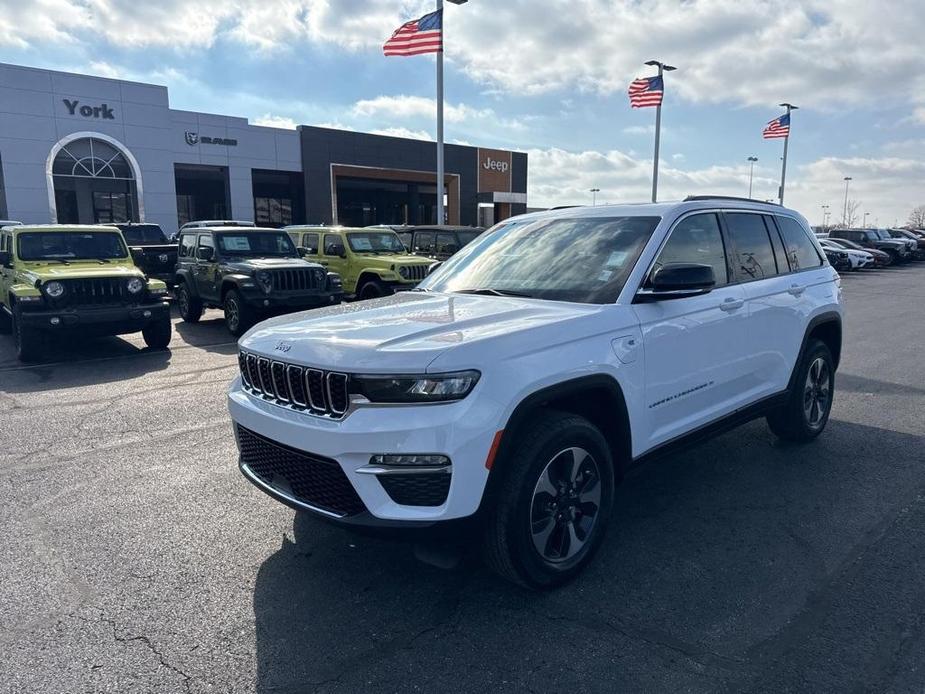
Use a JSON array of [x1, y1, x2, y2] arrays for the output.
[[627, 75, 664, 108], [763, 113, 790, 139], [383, 9, 442, 56]]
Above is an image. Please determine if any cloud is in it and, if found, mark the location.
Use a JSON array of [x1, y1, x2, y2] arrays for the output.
[[352, 95, 491, 124], [253, 113, 297, 129], [370, 126, 433, 140]]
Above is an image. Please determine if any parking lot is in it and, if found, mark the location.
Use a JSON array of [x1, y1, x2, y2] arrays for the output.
[[2, 265, 924, 693]]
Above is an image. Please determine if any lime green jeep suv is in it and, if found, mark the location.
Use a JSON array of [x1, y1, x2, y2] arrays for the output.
[[285, 226, 435, 300], [0, 224, 171, 361]]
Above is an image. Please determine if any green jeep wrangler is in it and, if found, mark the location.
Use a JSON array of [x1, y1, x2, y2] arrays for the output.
[[284, 226, 435, 300], [0, 224, 171, 362], [174, 226, 344, 336]]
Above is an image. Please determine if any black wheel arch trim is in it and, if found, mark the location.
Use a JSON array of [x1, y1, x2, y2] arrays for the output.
[[788, 311, 842, 392], [175, 269, 198, 296]]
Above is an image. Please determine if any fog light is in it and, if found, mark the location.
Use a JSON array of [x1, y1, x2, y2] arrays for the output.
[[263, 299, 269, 306], [49, 316, 60, 325], [370, 454, 450, 467], [143, 310, 152, 318]]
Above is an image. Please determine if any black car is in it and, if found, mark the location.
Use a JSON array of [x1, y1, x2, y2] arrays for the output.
[[888, 229, 925, 260], [108, 223, 178, 287], [829, 228, 911, 264], [379, 225, 484, 261], [174, 226, 343, 335]]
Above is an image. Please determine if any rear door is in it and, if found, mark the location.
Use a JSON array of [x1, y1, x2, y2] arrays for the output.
[[633, 211, 752, 449], [194, 233, 217, 300]]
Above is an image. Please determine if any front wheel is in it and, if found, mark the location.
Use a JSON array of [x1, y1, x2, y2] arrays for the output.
[[482, 410, 615, 589], [767, 338, 834, 442], [176, 282, 203, 323], [142, 315, 172, 349], [12, 305, 42, 362], [223, 289, 255, 336]]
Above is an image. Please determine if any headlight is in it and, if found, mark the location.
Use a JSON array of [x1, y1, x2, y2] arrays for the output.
[[44, 281, 64, 298], [399, 266, 410, 279], [327, 272, 343, 289], [256, 270, 272, 293], [127, 277, 144, 294], [351, 370, 480, 403]]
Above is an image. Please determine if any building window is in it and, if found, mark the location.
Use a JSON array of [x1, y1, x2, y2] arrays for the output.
[[176, 194, 195, 227], [254, 196, 293, 226], [51, 136, 138, 224]]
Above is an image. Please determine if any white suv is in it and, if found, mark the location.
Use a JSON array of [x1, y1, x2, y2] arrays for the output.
[[228, 197, 843, 588]]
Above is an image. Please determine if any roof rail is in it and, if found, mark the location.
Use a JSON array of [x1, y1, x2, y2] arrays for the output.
[[684, 195, 780, 205]]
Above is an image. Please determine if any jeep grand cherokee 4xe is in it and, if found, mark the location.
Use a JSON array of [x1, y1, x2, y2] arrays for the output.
[[228, 197, 843, 588]]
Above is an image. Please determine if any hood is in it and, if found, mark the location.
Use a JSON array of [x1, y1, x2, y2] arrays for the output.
[[222, 257, 323, 272], [355, 253, 433, 267], [239, 291, 606, 372], [20, 261, 142, 283]]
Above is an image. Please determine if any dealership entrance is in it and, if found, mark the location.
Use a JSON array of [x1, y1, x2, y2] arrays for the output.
[[174, 164, 231, 226], [50, 136, 140, 224]]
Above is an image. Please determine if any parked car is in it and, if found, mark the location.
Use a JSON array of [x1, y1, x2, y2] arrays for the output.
[[284, 225, 435, 300], [107, 222, 178, 287], [175, 226, 343, 335], [230, 197, 843, 588], [819, 238, 873, 270], [0, 224, 171, 361], [829, 228, 910, 264], [172, 220, 255, 242], [822, 246, 851, 271], [887, 229, 925, 260], [376, 225, 484, 261], [826, 237, 891, 267]]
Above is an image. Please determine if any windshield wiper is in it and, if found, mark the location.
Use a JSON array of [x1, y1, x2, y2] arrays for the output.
[[34, 258, 71, 265], [93, 258, 111, 263], [455, 288, 533, 298]]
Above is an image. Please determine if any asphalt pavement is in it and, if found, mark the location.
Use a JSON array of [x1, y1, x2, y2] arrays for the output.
[[2, 267, 925, 693]]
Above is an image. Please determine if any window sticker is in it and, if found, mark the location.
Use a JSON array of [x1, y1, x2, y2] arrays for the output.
[[597, 270, 613, 282], [223, 237, 251, 251], [605, 250, 628, 267], [351, 236, 373, 250]]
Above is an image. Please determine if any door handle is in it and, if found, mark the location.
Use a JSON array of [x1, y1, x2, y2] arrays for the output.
[[719, 297, 745, 312], [788, 284, 806, 296]]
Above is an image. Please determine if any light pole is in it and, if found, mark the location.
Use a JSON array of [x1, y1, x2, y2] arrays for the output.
[[821, 204, 830, 228], [434, 0, 468, 225], [842, 176, 852, 227], [747, 156, 758, 198], [589, 188, 600, 206], [862, 212, 869, 228], [644, 59, 676, 203]]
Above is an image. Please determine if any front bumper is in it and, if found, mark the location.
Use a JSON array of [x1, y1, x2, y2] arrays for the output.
[[227, 377, 499, 528], [241, 289, 343, 309], [19, 300, 170, 334]]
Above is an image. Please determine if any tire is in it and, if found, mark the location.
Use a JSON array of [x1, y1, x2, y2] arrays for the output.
[[482, 410, 615, 589], [767, 338, 834, 442], [357, 278, 388, 301], [176, 281, 203, 323], [141, 315, 172, 349], [12, 304, 42, 362], [223, 289, 255, 337]]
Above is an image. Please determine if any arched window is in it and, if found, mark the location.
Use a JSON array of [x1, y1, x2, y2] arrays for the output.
[[52, 137, 135, 181]]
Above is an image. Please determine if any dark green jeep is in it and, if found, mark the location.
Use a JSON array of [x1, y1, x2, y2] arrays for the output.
[[174, 226, 343, 336]]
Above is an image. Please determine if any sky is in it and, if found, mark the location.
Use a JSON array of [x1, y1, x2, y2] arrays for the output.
[[1, 0, 924, 227]]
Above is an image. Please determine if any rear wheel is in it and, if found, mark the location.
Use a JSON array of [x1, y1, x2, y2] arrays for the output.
[[767, 338, 834, 442], [482, 410, 615, 589], [177, 282, 203, 323], [142, 315, 172, 349], [12, 304, 42, 362], [224, 289, 255, 336]]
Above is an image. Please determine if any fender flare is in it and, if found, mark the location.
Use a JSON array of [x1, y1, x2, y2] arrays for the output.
[[787, 311, 842, 392], [175, 268, 198, 296]]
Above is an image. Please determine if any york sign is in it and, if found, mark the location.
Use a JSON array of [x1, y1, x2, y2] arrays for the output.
[[482, 157, 509, 173], [63, 99, 115, 120]]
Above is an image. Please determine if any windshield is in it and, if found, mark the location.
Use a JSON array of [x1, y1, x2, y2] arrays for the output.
[[346, 231, 406, 254], [120, 225, 168, 245], [419, 215, 661, 304], [457, 230, 482, 246], [17, 231, 128, 261], [216, 232, 297, 257]]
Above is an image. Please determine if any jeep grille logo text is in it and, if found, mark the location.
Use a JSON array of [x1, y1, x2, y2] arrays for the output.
[[185, 131, 238, 147], [63, 99, 115, 120], [482, 157, 509, 173]]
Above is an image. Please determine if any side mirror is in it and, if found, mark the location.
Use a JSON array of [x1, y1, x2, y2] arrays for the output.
[[130, 247, 144, 263], [636, 263, 715, 302], [0, 250, 11, 268], [196, 246, 214, 261], [426, 261, 443, 276], [297, 246, 307, 257]]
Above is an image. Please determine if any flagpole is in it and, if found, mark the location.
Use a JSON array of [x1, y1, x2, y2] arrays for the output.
[[435, 0, 444, 224], [644, 60, 675, 203], [778, 102, 797, 205]]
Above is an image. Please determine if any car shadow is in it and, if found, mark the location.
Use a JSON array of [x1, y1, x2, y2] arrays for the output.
[[172, 312, 238, 354], [250, 418, 925, 692]]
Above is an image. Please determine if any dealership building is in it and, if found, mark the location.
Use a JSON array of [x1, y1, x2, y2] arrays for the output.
[[0, 62, 527, 236]]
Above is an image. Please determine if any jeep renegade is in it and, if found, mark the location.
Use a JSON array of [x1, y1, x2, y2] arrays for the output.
[[0, 224, 171, 362], [230, 198, 843, 588]]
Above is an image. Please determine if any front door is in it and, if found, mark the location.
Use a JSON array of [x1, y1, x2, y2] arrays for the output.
[[321, 233, 350, 290], [632, 211, 752, 450], [194, 233, 218, 300]]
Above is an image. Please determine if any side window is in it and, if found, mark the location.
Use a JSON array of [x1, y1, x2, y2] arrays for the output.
[[323, 234, 344, 256], [650, 213, 728, 287], [0, 232, 7, 252], [776, 216, 822, 271], [397, 232, 412, 249], [764, 215, 790, 273], [197, 234, 214, 259], [302, 233, 319, 255], [414, 231, 436, 254], [436, 232, 459, 255], [179, 234, 196, 258], [725, 213, 778, 281]]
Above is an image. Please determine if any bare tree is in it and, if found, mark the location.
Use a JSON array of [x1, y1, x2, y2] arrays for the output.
[[844, 199, 862, 228], [908, 205, 925, 228]]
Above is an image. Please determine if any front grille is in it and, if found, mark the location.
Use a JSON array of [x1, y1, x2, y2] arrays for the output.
[[379, 473, 451, 507], [270, 269, 319, 292], [237, 426, 365, 517], [239, 350, 349, 419], [401, 265, 428, 282], [51, 278, 132, 308]]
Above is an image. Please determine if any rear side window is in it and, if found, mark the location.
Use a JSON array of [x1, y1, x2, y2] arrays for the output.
[[179, 234, 196, 258], [436, 232, 459, 255], [302, 233, 319, 255], [725, 213, 778, 281], [776, 216, 822, 271], [650, 213, 728, 287], [414, 232, 436, 254]]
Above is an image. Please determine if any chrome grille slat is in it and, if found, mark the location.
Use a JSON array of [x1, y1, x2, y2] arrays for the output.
[[238, 351, 348, 419]]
